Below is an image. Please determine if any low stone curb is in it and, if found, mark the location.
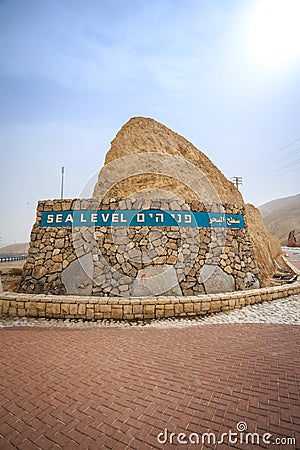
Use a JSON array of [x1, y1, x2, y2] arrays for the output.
[[0, 282, 299, 321]]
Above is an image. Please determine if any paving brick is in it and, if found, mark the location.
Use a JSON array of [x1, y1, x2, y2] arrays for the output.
[[0, 324, 299, 449]]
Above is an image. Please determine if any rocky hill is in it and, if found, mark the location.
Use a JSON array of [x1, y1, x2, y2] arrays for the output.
[[0, 242, 29, 256], [259, 194, 300, 246]]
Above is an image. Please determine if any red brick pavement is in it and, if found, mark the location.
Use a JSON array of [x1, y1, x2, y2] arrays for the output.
[[0, 324, 299, 449]]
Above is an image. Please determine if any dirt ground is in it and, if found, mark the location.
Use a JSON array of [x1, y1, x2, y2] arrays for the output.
[[0, 260, 25, 273]]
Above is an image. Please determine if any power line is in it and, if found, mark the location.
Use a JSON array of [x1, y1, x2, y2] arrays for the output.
[[246, 162, 300, 184], [246, 153, 300, 180], [243, 137, 300, 177]]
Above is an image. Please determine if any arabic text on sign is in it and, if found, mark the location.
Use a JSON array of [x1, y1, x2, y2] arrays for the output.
[[40, 210, 245, 229]]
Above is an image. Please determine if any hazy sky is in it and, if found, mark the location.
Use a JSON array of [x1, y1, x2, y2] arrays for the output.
[[0, 0, 300, 246]]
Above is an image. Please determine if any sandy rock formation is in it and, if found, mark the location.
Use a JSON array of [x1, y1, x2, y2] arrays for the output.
[[287, 230, 298, 247], [93, 117, 243, 206], [245, 204, 282, 284], [93, 117, 281, 285]]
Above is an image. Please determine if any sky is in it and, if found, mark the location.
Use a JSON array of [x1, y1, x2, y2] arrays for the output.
[[0, 0, 300, 246]]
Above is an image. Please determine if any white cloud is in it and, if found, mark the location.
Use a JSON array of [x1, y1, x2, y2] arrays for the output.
[[0, 0, 228, 92]]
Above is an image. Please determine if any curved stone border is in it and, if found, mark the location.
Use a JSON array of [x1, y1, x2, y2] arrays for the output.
[[0, 283, 299, 321]]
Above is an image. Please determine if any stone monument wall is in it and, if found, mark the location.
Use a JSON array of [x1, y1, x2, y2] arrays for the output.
[[19, 198, 260, 296]]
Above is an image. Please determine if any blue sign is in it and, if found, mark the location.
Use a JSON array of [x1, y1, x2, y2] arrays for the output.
[[41, 210, 245, 229]]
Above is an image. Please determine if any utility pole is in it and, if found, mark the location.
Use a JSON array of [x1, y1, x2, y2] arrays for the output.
[[231, 176, 243, 190], [60, 166, 65, 199]]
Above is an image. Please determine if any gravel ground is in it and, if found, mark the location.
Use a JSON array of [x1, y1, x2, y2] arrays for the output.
[[0, 295, 299, 328]]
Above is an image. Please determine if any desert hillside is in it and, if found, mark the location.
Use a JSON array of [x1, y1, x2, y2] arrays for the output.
[[0, 242, 29, 256], [259, 194, 300, 246]]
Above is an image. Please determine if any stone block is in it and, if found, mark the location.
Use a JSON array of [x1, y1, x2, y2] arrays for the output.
[[95, 312, 104, 319], [36, 303, 45, 311], [32, 265, 48, 280], [53, 254, 63, 262], [111, 306, 123, 319], [25, 301, 36, 309], [193, 302, 201, 314], [228, 298, 236, 308], [238, 298, 246, 307], [183, 303, 194, 313], [131, 265, 182, 296], [144, 304, 155, 316], [199, 265, 235, 294], [245, 297, 251, 305], [100, 304, 112, 313], [124, 313, 134, 320], [124, 304, 133, 315], [133, 304, 143, 314], [134, 314, 143, 320], [46, 304, 53, 316], [61, 253, 93, 296], [9, 307, 17, 316], [69, 304, 77, 315], [201, 301, 211, 312], [61, 303, 70, 315], [55, 238, 65, 249], [155, 308, 165, 318], [86, 309, 95, 320], [107, 299, 120, 304], [78, 304, 86, 315], [167, 255, 177, 264], [210, 301, 221, 312], [50, 262, 63, 273], [164, 304, 174, 317], [242, 272, 260, 290], [119, 285, 129, 293], [174, 303, 184, 315], [28, 308, 38, 317], [52, 303, 61, 315]]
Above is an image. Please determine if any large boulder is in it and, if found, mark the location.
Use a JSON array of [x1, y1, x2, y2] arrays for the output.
[[93, 117, 281, 285], [93, 117, 243, 205]]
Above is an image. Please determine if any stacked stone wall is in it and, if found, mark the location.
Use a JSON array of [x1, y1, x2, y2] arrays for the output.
[[19, 198, 261, 296]]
